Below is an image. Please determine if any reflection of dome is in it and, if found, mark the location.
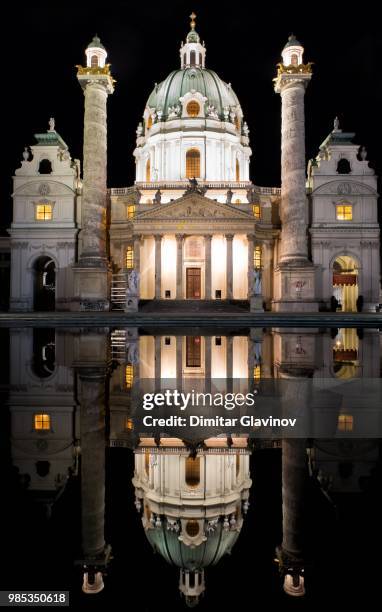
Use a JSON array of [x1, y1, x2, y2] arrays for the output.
[[133, 440, 251, 605], [146, 68, 241, 121]]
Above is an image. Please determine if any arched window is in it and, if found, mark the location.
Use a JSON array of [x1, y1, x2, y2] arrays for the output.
[[38, 159, 52, 174], [146, 158, 151, 182], [190, 50, 196, 66], [91, 55, 98, 68], [235, 115, 240, 130], [146, 115, 153, 131], [337, 158, 351, 174], [186, 148, 200, 178], [183, 53, 186, 67], [36, 461, 50, 477], [236, 159, 240, 181], [199, 53, 202, 66], [186, 520, 199, 537], [186, 100, 200, 117], [291, 53, 298, 66], [185, 456, 200, 487]]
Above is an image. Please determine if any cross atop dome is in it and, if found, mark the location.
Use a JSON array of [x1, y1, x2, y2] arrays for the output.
[[181, 12, 206, 68]]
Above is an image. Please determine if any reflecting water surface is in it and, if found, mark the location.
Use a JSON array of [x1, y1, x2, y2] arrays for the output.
[[1, 326, 381, 608]]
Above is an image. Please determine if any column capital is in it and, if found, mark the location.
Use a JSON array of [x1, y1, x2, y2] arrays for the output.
[[154, 234, 163, 242], [247, 233, 256, 242], [225, 234, 234, 241], [175, 233, 185, 242], [204, 234, 213, 241]]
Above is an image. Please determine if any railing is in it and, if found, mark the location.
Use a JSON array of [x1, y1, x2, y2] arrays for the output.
[[111, 273, 127, 310], [109, 184, 281, 196]]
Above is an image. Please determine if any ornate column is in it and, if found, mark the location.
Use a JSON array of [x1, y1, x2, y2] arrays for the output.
[[175, 234, 184, 299], [273, 36, 317, 312], [226, 336, 233, 381], [204, 235, 212, 299], [73, 38, 114, 311], [133, 235, 141, 276], [204, 335, 212, 380], [154, 235, 162, 299], [176, 335, 183, 386], [225, 234, 234, 300]]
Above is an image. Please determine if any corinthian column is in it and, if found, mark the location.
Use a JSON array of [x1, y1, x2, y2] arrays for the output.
[[73, 36, 114, 311]]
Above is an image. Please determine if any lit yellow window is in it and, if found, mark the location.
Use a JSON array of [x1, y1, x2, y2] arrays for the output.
[[146, 115, 153, 131], [186, 148, 200, 178], [186, 100, 200, 117], [336, 205, 352, 220], [125, 364, 133, 389], [235, 116, 240, 130], [145, 450, 150, 476], [338, 414, 353, 432], [254, 365, 261, 380], [146, 159, 151, 182], [253, 204, 261, 219], [235, 199, 241, 204], [34, 413, 51, 431], [127, 205, 136, 219], [254, 245, 262, 268], [185, 456, 200, 487], [126, 246, 134, 269], [36, 204, 52, 220], [236, 159, 240, 181], [124, 417, 134, 431]]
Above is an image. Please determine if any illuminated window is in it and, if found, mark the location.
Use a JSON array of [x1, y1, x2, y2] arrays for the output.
[[235, 199, 242, 204], [34, 413, 51, 431], [186, 149, 200, 178], [186, 100, 200, 117], [236, 159, 240, 181], [127, 205, 136, 219], [254, 245, 262, 268], [91, 55, 98, 67], [338, 414, 354, 432], [253, 204, 261, 219], [124, 417, 134, 431], [126, 246, 134, 269], [291, 53, 298, 66], [185, 456, 200, 487], [190, 50, 196, 66], [254, 365, 261, 380], [235, 115, 240, 130], [36, 204, 53, 220], [145, 158, 151, 182], [146, 115, 153, 131], [186, 520, 199, 537], [336, 205, 353, 220], [125, 365, 133, 389]]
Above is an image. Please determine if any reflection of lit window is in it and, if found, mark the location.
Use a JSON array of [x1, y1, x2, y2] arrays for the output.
[[254, 365, 261, 380], [126, 246, 134, 269], [235, 199, 241, 204], [125, 365, 133, 389], [236, 159, 240, 181], [236, 453, 240, 477], [127, 205, 135, 219], [186, 336, 201, 367], [91, 55, 98, 67], [186, 520, 199, 536], [291, 53, 298, 66], [145, 451, 150, 476], [34, 413, 51, 431], [145, 158, 151, 181], [338, 414, 354, 432], [125, 417, 134, 431], [186, 101, 200, 117], [254, 245, 262, 268], [36, 204, 52, 220], [336, 205, 352, 220], [253, 204, 261, 219], [186, 149, 200, 178], [235, 116, 240, 130], [146, 115, 152, 130], [185, 456, 200, 487]]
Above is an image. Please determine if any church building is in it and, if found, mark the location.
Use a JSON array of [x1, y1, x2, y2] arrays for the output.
[[8, 15, 381, 313]]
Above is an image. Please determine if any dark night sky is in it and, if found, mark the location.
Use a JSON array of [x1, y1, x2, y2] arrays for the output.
[[2, 0, 382, 230]]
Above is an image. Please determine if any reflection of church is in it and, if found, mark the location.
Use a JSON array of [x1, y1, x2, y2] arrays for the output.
[[5, 325, 381, 603], [6, 14, 381, 313]]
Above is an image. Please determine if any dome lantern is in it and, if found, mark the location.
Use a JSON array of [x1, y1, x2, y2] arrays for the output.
[[85, 35, 107, 68], [179, 12, 206, 69], [281, 34, 304, 67]]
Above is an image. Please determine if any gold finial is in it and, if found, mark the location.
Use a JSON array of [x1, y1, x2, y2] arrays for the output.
[[190, 12, 196, 30]]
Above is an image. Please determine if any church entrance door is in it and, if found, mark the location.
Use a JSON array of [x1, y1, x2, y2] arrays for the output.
[[186, 268, 201, 299]]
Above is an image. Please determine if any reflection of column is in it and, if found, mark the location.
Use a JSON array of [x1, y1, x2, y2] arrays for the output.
[[226, 234, 234, 299], [154, 235, 162, 299], [205, 336, 211, 380], [155, 336, 161, 381], [133, 235, 141, 276], [247, 234, 255, 299], [277, 439, 307, 596], [226, 336, 233, 380], [78, 366, 110, 593], [176, 336, 183, 386], [176, 234, 184, 299], [204, 235, 212, 299]]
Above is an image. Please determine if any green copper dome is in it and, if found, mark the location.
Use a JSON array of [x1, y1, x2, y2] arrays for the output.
[[283, 34, 302, 49], [146, 67, 240, 120], [88, 35, 105, 50]]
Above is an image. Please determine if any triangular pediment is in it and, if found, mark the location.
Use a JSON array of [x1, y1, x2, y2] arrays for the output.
[[136, 192, 253, 221]]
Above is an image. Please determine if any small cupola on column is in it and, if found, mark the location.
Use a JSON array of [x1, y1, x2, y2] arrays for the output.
[[85, 35, 107, 68], [179, 12, 206, 69], [281, 34, 304, 66]]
